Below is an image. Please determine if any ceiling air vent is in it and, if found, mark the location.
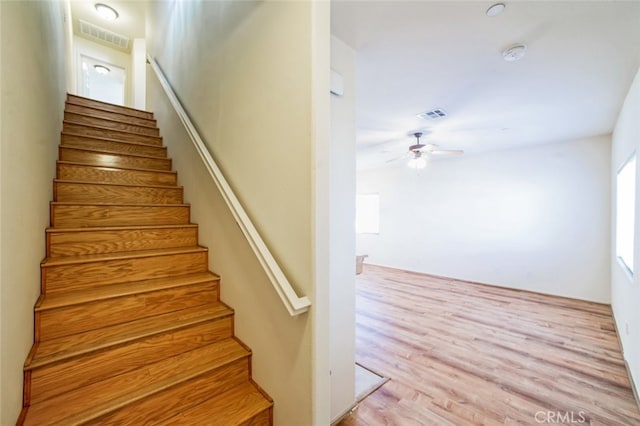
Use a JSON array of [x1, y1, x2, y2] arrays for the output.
[[417, 108, 447, 120], [79, 19, 130, 50]]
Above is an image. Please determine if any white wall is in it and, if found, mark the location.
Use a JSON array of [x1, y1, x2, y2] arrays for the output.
[[611, 66, 640, 395], [0, 1, 67, 423], [73, 36, 132, 106], [146, 1, 330, 424], [329, 36, 356, 422], [131, 38, 146, 110], [357, 136, 611, 303]]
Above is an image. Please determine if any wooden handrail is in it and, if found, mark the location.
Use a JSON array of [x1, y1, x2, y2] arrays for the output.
[[147, 55, 311, 316]]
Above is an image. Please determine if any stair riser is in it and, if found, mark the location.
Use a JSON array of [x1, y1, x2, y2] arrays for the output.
[[57, 163, 177, 187], [67, 95, 154, 120], [51, 204, 191, 228], [54, 182, 183, 205], [43, 251, 208, 293], [65, 103, 157, 128], [28, 317, 234, 404], [153, 383, 272, 426], [239, 409, 272, 426], [37, 282, 219, 341], [59, 147, 172, 171], [48, 227, 197, 257], [65, 112, 160, 137], [63, 122, 162, 146], [93, 358, 250, 425], [62, 134, 167, 157]]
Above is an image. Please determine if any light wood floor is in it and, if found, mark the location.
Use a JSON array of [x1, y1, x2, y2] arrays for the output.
[[338, 265, 640, 426]]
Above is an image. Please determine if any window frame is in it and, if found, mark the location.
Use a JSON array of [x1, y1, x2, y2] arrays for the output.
[[356, 193, 380, 235], [615, 152, 636, 277]]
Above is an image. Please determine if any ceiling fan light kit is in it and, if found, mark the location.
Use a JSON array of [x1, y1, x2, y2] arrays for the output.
[[408, 156, 427, 169], [401, 132, 464, 169]]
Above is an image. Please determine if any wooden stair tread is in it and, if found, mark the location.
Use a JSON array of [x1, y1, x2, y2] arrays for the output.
[[64, 113, 160, 138], [59, 144, 169, 160], [49, 201, 191, 211], [23, 338, 249, 426], [54, 180, 183, 205], [50, 203, 192, 228], [41, 245, 207, 267], [57, 160, 177, 175], [51, 201, 190, 206], [26, 303, 233, 370], [36, 271, 219, 311], [65, 110, 159, 130], [62, 131, 165, 148], [155, 381, 273, 425], [50, 202, 189, 208], [63, 121, 162, 145], [54, 179, 181, 190], [59, 147, 171, 172], [64, 103, 157, 127], [46, 223, 197, 233], [46, 223, 199, 256], [67, 94, 154, 118], [63, 120, 162, 138]]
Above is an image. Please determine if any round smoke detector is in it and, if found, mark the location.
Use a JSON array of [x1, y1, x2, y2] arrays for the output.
[[502, 44, 527, 62], [486, 3, 506, 17]]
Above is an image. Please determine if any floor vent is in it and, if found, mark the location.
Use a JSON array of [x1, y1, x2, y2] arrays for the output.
[[79, 19, 130, 50], [417, 108, 447, 120]]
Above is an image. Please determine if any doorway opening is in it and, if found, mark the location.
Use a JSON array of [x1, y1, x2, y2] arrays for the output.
[[79, 55, 126, 106]]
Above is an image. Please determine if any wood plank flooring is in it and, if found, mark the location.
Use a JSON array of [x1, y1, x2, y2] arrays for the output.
[[338, 265, 640, 426]]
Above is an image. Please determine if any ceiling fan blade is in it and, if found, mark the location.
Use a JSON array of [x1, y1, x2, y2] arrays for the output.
[[385, 153, 409, 163], [429, 149, 464, 156]]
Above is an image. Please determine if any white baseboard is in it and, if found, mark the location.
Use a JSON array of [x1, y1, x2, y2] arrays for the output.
[[612, 314, 640, 412], [330, 403, 359, 425]]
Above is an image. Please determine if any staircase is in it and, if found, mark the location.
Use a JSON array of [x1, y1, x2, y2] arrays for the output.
[[17, 94, 273, 425]]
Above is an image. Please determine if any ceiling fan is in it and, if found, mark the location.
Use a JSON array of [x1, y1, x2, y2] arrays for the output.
[[394, 132, 464, 169]]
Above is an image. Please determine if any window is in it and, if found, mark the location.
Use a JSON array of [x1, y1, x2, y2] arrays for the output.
[[616, 154, 636, 275], [356, 194, 380, 234]]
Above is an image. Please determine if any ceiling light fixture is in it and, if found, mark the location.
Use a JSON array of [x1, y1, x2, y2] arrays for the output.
[[486, 3, 506, 17], [502, 44, 527, 62], [95, 3, 119, 21], [408, 151, 427, 169], [94, 64, 111, 75]]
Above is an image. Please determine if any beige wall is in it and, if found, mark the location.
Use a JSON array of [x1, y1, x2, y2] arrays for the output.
[[146, 1, 329, 424], [612, 66, 640, 395], [0, 1, 67, 423]]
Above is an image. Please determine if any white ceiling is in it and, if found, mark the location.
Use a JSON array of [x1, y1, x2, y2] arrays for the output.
[[331, 1, 640, 170], [69, 0, 146, 52]]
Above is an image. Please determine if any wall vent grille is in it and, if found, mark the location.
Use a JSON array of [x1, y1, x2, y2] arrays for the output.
[[79, 19, 130, 50], [417, 108, 447, 120]]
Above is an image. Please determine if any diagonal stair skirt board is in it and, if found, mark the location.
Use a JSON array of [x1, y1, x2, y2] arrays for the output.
[[355, 362, 389, 402]]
